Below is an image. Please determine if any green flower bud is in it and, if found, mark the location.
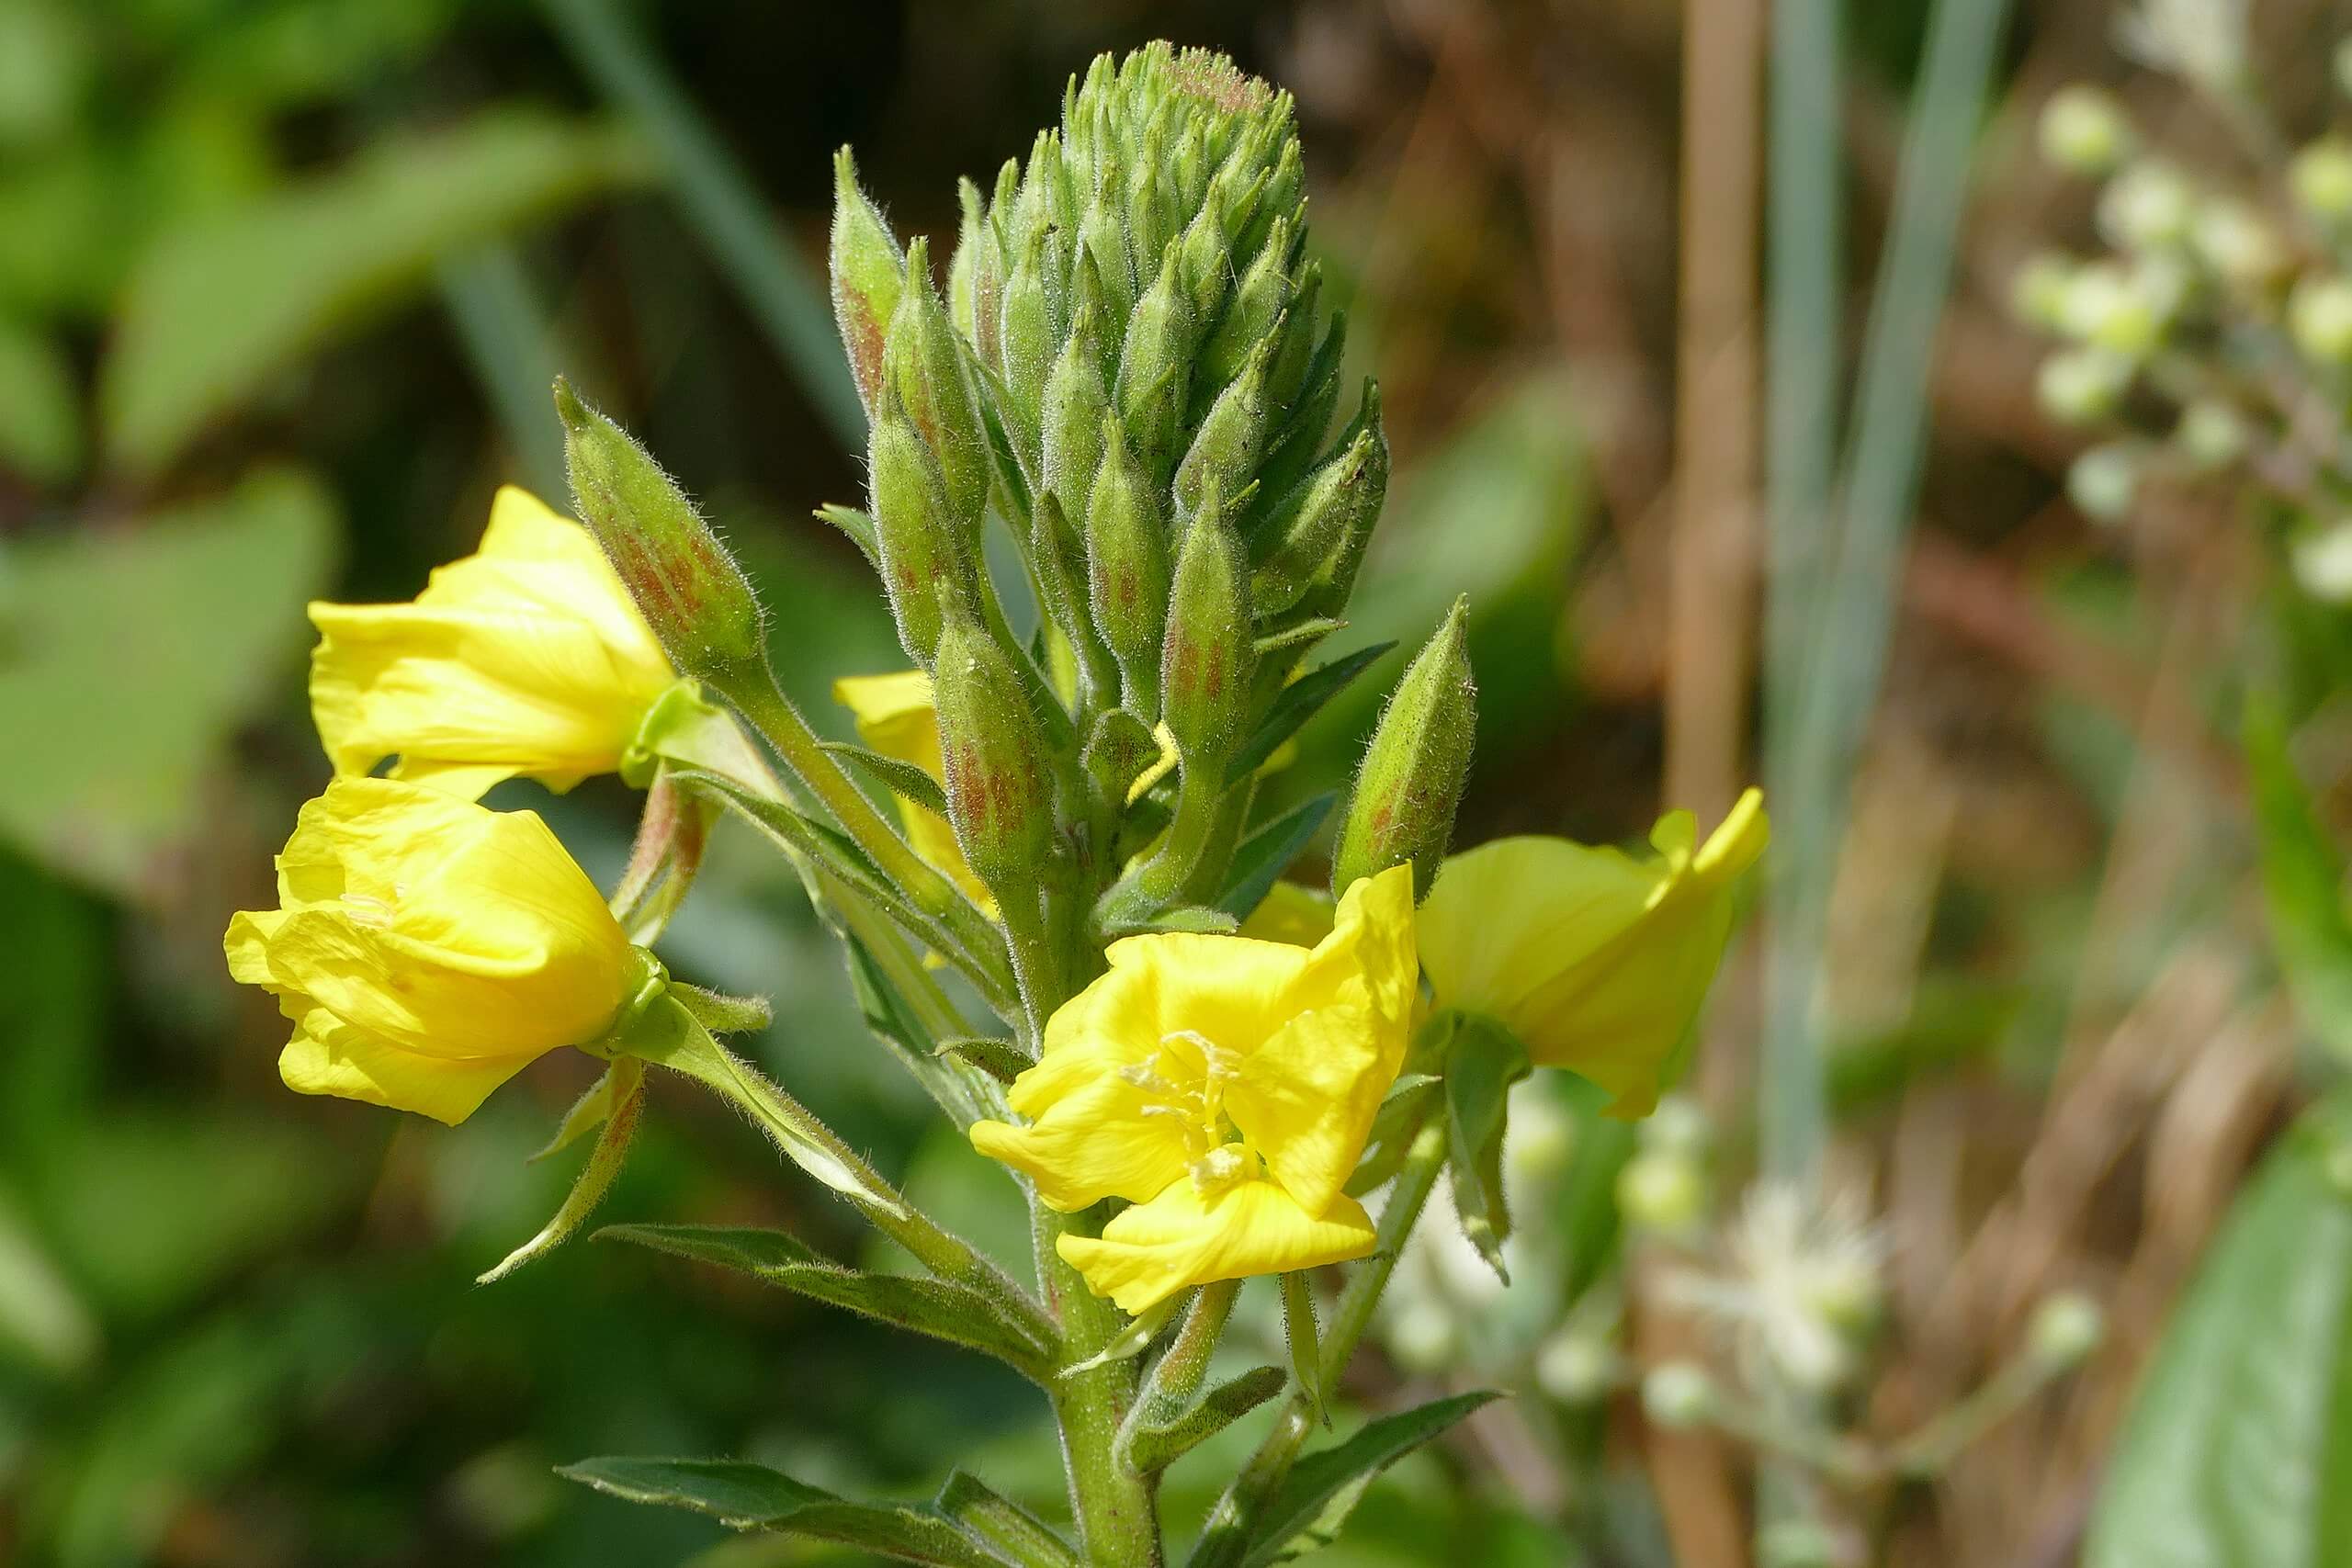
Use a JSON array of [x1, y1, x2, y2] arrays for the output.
[[1203, 214, 1295, 394], [868, 390, 979, 666], [2038, 84, 2134, 176], [887, 237, 989, 535], [1640, 1362, 1716, 1430], [1117, 251, 1199, 478], [2191, 199, 2286, 292], [2026, 1292, 2105, 1369], [829, 148, 904, 418], [1256, 311, 1349, 507], [933, 604, 1054, 898], [1267, 260, 1323, 409], [554, 379, 763, 682], [1295, 378, 1385, 619], [999, 227, 1059, 468], [1042, 305, 1112, 523], [2065, 442, 2142, 525], [1174, 337, 1271, 519], [2290, 274, 2352, 362], [2058, 262, 2164, 357], [1159, 484, 1253, 761], [1086, 413, 1169, 684], [1080, 186, 1139, 328], [2009, 250, 2079, 332], [947, 176, 993, 356], [2292, 137, 2352, 223], [1252, 423, 1386, 616], [1332, 597, 1475, 899], [2097, 159, 2195, 251], [2036, 346, 2133, 426], [2175, 398, 2247, 469]]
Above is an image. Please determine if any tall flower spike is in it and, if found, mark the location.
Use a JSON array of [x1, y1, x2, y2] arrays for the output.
[[307, 486, 678, 801], [224, 778, 646, 1124]]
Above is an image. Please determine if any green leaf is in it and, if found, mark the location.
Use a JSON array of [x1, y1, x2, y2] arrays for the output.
[[0, 468, 337, 901], [1121, 1365, 1288, 1475], [103, 108, 645, 474], [815, 502, 884, 573], [1225, 643, 1395, 784], [1280, 1272, 1328, 1426], [1346, 1078, 1442, 1198], [1238, 1391, 1501, 1566], [2246, 699, 2352, 1066], [933, 1471, 1078, 1567], [557, 1457, 1006, 1565], [0, 316, 79, 485], [933, 1036, 1033, 1087], [1216, 792, 1338, 921], [597, 1223, 1053, 1378], [1442, 1014, 1534, 1283], [2085, 1095, 2352, 1568], [1102, 905, 1242, 940], [822, 739, 952, 818]]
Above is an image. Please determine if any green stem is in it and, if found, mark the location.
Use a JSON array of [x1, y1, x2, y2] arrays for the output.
[[1190, 1107, 1448, 1568], [714, 664, 1014, 997], [1035, 1206, 1165, 1568]]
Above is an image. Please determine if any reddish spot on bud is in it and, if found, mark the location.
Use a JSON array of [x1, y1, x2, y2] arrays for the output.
[[849, 299, 887, 406]]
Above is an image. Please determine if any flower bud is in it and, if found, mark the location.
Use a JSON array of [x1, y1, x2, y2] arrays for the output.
[[555, 380, 764, 682], [2291, 137, 2352, 224], [1159, 484, 1253, 761], [2098, 159, 2195, 252], [1087, 414, 1170, 682], [2191, 199, 2286, 293], [932, 605, 1054, 898], [2292, 274, 2352, 363], [2008, 250, 2078, 332], [868, 390, 980, 666], [1080, 186, 1139, 328], [1332, 597, 1476, 899], [1617, 1150, 1708, 1236], [886, 237, 989, 536], [948, 176, 998, 359], [2027, 1291, 2105, 1368], [2058, 262, 2165, 357], [999, 227, 1059, 464], [2065, 442, 2142, 525], [1117, 251, 1199, 479], [1202, 214, 1295, 396], [2175, 398, 2247, 469], [1640, 1362, 1716, 1429], [2038, 84, 2134, 176], [829, 148, 904, 417], [2292, 520, 2352, 603], [2036, 346, 2132, 426], [1042, 307, 1112, 523], [1257, 315, 1350, 513], [1252, 423, 1386, 616], [1173, 337, 1271, 519]]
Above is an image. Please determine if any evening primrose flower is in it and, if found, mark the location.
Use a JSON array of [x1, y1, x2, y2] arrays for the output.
[[1418, 789, 1767, 1118], [831, 670, 995, 911], [971, 864, 1418, 1314], [309, 486, 678, 800], [224, 777, 640, 1124]]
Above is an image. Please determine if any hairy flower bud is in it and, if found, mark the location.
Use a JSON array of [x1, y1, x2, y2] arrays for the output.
[[1118, 251, 1199, 478], [1000, 228, 1059, 465], [555, 379, 763, 682], [868, 389, 979, 666], [1042, 307, 1112, 522], [830, 149, 904, 417], [1159, 484, 1253, 760], [1252, 422, 1387, 616], [932, 605, 1053, 897], [1333, 597, 1476, 899], [1087, 414, 1170, 685], [1174, 338, 1270, 519], [887, 237, 989, 535]]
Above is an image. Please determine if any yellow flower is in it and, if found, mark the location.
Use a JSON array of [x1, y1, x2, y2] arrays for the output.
[[1418, 788, 1768, 1117], [224, 777, 638, 1124], [831, 670, 997, 913], [970, 864, 1418, 1314], [309, 486, 677, 801]]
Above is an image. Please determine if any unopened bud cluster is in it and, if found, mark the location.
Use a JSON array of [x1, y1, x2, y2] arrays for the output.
[[2012, 59, 2352, 554]]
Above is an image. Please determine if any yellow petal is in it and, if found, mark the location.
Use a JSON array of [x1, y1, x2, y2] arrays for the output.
[[306, 487, 673, 798], [831, 671, 996, 912], [970, 1070, 1194, 1212], [278, 1017, 539, 1126], [1057, 1179, 1377, 1315], [1226, 864, 1417, 1213], [1235, 880, 1335, 947], [1419, 790, 1767, 1115]]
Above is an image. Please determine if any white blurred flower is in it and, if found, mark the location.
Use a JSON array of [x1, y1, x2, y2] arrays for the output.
[[2293, 521, 2352, 603], [1665, 1182, 1888, 1396], [2118, 0, 2247, 96]]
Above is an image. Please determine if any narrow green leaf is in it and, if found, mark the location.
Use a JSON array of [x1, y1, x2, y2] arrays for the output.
[[2086, 1095, 2352, 1568], [1253, 617, 1347, 659], [556, 1457, 1006, 1566], [668, 982, 773, 1035], [1239, 1391, 1501, 1567], [823, 739, 952, 818], [933, 1471, 1079, 1568], [599, 1223, 1053, 1377], [1443, 1015, 1532, 1282], [1102, 905, 1242, 940], [1122, 1366, 1288, 1475], [1225, 642, 1395, 784], [1280, 1271, 1328, 1426], [480, 1059, 644, 1284], [104, 109, 644, 474], [2246, 699, 2352, 1065], [933, 1036, 1034, 1086], [1216, 792, 1338, 921], [1346, 1078, 1442, 1198], [816, 502, 884, 572]]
